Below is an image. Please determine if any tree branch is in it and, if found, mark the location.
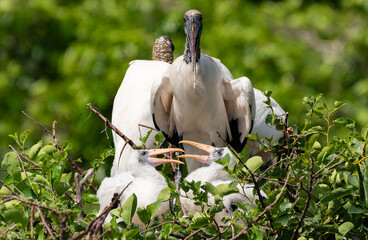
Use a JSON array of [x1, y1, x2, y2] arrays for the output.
[[37, 207, 57, 240], [87, 103, 140, 149], [22, 111, 97, 193]]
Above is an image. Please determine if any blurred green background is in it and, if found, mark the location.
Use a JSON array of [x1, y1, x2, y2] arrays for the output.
[[1, 0, 367, 168]]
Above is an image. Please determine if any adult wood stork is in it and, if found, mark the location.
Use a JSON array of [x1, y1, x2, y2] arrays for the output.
[[110, 36, 174, 175], [247, 88, 286, 163], [151, 10, 256, 173], [97, 148, 183, 225], [178, 140, 266, 225]]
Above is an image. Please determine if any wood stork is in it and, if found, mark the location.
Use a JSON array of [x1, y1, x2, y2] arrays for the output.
[[151, 9, 256, 173], [110, 36, 174, 176], [178, 140, 266, 225], [97, 148, 184, 225], [247, 88, 286, 163]]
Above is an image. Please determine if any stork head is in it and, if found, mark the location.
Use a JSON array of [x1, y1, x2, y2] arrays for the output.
[[178, 140, 231, 165], [137, 148, 184, 167], [152, 36, 175, 64], [183, 9, 202, 67]]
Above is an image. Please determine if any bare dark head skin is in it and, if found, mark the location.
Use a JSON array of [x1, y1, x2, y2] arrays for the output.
[[183, 9, 202, 65], [152, 36, 175, 64]]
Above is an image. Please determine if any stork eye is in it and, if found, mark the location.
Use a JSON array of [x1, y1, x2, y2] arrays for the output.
[[230, 202, 238, 212]]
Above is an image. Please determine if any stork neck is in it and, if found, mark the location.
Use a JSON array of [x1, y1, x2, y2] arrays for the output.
[[183, 42, 201, 64]]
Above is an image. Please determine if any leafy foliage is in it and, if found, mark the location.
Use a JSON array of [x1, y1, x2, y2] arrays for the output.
[[1, 95, 367, 239], [1, 0, 368, 166]]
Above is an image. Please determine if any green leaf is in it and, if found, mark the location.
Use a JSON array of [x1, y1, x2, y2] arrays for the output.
[[276, 214, 291, 226], [307, 134, 320, 151], [334, 101, 345, 109], [29, 141, 43, 160], [357, 165, 367, 203], [362, 123, 368, 139], [33, 174, 49, 185], [242, 156, 264, 176], [8, 133, 19, 145], [157, 187, 170, 202], [137, 207, 150, 225], [348, 205, 367, 214], [0, 186, 11, 195], [19, 129, 30, 146], [338, 222, 354, 236], [1, 152, 20, 176], [191, 211, 208, 229], [82, 193, 99, 203], [1, 203, 28, 227], [139, 129, 152, 145], [38, 144, 57, 156], [317, 146, 334, 163], [122, 193, 137, 225], [147, 200, 161, 220], [125, 229, 140, 239], [320, 186, 354, 204]]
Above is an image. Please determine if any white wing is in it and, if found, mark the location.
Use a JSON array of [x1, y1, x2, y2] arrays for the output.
[[111, 60, 171, 175]]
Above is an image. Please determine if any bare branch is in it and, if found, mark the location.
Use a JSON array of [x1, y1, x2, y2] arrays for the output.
[[0, 180, 20, 197], [37, 207, 57, 240], [9, 145, 29, 180], [0, 195, 63, 219], [87, 103, 140, 149], [231, 170, 291, 239], [291, 155, 315, 240], [75, 169, 94, 219], [0, 223, 17, 239], [9, 145, 40, 168], [22, 111, 97, 193], [69, 181, 133, 240], [30, 206, 35, 238]]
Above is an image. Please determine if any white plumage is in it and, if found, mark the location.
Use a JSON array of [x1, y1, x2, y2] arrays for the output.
[[110, 36, 174, 175], [151, 10, 256, 173], [247, 88, 286, 163], [178, 140, 266, 225], [97, 148, 183, 226]]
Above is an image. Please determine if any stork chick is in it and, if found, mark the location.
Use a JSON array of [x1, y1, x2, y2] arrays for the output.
[[97, 148, 184, 226]]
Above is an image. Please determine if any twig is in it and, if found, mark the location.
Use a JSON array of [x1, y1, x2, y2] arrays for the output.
[[231, 170, 291, 239], [140, 220, 176, 233], [184, 228, 204, 240], [30, 206, 35, 238], [0, 223, 17, 239], [167, 205, 208, 239], [87, 103, 140, 149], [9, 145, 29, 179], [291, 155, 315, 240], [0, 180, 20, 197], [75, 168, 94, 219], [313, 160, 344, 188], [0, 195, 63, 219], [37, 207, 57, 240], [25, 168, 42, 171], [69, 181, 133, 240], [22, 111, 97, 193], [225, 208, 236, 238], [216, 131, 273, 228], [314, 150, 345, 178], [96, 228, 111, 240], [9, 145, 40, 168], [138, 124, 158, 132]]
